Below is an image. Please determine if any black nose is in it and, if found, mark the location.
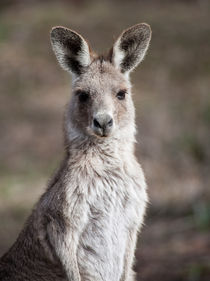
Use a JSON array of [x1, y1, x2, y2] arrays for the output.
[[93, 117, 113, 129], [93, 114, 113, 136]]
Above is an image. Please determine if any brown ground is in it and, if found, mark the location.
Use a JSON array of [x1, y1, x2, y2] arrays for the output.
[[0, 1, 210, 280]]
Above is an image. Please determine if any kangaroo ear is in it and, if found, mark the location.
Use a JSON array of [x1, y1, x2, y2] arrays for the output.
[[50, 26, 91, 75], [112, 23, 151, 74]]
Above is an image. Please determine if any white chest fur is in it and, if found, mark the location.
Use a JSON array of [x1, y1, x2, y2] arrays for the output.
[[65, 151, 147, 281]]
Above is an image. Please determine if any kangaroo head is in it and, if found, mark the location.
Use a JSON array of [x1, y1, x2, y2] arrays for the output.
[[50, 24, 151, 141]]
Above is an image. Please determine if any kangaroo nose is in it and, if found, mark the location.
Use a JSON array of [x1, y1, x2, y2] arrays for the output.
[[93, 116, 113, 129], [93, 114, 113, 137]]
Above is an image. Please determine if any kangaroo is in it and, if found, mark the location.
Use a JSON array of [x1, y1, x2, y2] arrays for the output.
[[0, 23, 151, 281]]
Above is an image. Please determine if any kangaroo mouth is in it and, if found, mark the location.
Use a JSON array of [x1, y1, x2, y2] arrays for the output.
[[86, 125, 113, 139], [92, 125, 113, 138]]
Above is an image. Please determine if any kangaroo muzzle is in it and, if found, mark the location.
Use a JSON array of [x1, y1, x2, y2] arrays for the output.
[[92, 113, 113, 137]]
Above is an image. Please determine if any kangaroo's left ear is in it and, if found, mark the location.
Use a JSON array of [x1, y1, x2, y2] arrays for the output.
[[112, 23, 151, 74], [50, 26, 92, 76]]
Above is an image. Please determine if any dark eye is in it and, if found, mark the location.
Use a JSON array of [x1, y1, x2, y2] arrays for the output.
[[76, 90, 89, 103], [116, 90, 126, 100]]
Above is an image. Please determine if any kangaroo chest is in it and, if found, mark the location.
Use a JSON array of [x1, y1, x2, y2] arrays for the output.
[[75, 170, 146, 281]]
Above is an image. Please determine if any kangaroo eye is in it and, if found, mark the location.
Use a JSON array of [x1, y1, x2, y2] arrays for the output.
[[116, 90, 126, 100], [76, 90, 89, 103]]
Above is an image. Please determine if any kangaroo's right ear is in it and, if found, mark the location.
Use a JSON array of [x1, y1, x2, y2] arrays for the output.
[[112, 23, 151, 74], [50, 26, 92, 76]]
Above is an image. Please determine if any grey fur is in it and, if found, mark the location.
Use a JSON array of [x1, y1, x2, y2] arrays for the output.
[[0, 23, 151, 281]]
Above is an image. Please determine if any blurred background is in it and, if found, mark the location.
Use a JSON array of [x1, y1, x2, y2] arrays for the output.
[[0, 0, 210, 280]]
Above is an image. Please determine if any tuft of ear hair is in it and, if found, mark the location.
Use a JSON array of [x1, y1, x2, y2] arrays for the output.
[[50, 26, 92, 75], [112, 23, 151, 74]]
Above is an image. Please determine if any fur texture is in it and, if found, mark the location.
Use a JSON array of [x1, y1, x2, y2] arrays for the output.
[[0, 23, 151, 281]]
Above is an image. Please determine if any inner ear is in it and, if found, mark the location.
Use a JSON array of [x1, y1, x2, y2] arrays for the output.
[[112, 23, 151, 74], [51, 26, 92, 75]]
